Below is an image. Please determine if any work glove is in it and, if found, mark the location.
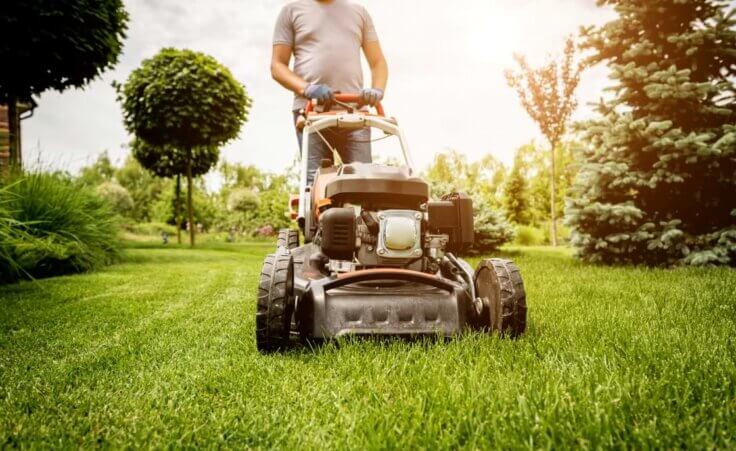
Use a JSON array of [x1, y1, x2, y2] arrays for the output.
[[303, 84, 335, 111], [359, 88, 384, 107]]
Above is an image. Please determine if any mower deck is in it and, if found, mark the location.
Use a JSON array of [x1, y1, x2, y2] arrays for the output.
[[291, 244, 473, 338]]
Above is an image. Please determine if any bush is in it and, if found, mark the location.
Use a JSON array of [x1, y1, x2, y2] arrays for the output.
[[96, 181, 134, 217], [227, 188, 259, 213], [514, 225, 545, 246], [471, 199, 515, 253], [0, 172, 120, 283]]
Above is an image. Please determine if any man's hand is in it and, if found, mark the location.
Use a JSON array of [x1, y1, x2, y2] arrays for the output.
[[359, 88, 384, 107], [304, 84, 335, 110]]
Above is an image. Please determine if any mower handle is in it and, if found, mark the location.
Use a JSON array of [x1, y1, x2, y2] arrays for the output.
[[305, 93, 385, 117]]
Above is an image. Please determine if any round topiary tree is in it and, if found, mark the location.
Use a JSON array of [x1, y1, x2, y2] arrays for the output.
[[116, 48, 251, 246], [131, 139, 219, 244], [0, 0, 128, 169]]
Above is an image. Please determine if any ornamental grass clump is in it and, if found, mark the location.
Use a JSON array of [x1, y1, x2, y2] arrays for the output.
[[0, 172, 120, 283]]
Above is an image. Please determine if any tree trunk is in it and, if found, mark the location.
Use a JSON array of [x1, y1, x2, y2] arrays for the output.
[[175, 174, 182, 244], [7, 97, 20, 171], [186, 149, 195, 247], [549, 141, 558, 247]]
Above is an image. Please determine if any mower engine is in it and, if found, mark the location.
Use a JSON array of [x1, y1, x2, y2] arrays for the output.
[[314, 164, 474, 276]]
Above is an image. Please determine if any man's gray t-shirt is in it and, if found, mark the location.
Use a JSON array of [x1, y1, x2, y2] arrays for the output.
[[273, 0, 379, 111]]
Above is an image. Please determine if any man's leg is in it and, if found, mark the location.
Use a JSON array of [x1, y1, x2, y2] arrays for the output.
[[337, 127, 372, 165]]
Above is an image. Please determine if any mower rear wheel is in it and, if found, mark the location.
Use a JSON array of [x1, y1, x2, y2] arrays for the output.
[[256, 253, 295, 353], [277, 229, 300, 251], [474, 259, 527, 338]]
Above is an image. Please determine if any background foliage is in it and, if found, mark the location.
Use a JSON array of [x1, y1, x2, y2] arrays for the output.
[[568, 0, 736, 266], [0, 0, 128, 103], [423, 150, 515, 251], [116, 48, 250, 150], [115, 47, 251, 246], [76, 154, 293, 238], [0, 0, 128, 167], [0, 172, 119, 283]]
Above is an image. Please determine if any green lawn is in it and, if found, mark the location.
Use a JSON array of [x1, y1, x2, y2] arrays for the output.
[[1, 242, 735, 449]]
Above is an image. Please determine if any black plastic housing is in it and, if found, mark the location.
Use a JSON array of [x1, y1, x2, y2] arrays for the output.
[[320, 208, 356, 260], [427, 194, 475, 253], [325, 164, 429, 210]]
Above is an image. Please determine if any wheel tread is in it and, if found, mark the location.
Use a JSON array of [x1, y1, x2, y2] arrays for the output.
[[277, 229, 300, 251], [476, 258, 527, 338], [255, 253, 295, 353]]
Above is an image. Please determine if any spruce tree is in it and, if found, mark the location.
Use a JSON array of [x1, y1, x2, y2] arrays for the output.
[[568, 0, 736, 266], [503, 154, 530, 225]]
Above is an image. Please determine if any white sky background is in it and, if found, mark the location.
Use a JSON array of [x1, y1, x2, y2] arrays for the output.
[[23, 0, 618, 185]]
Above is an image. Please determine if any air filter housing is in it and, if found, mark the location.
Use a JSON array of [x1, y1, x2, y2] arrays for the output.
[[320, 208, 356, 260]]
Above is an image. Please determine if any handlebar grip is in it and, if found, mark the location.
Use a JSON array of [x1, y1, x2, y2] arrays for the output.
[[304, 93, 385, 117]]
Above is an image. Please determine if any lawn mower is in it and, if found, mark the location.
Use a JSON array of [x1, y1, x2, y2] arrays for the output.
[[256, 94, 527, 353]]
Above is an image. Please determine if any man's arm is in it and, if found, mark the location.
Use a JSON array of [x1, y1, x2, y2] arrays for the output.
[[271, 44, 308, 96], [363, 40, 388, 92]]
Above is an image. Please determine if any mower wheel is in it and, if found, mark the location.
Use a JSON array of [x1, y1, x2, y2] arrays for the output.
[[277, 229, 300, 251], [474, 259, 527, 338], [256, 253, 295, 353]]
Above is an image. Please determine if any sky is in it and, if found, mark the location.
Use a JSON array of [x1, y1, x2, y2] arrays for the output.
[[22, 0, 618, 181]]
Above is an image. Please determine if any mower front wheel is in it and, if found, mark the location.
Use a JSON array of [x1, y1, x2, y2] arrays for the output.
[[474, 259, 527, 338], [256, 253, 295, 353]]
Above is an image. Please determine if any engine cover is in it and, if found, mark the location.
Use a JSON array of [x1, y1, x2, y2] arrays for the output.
[[377, 210, 422, 259], [320, 208, 356, 260]]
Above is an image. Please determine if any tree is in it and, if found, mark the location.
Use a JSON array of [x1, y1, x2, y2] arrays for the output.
[[116, 48, 251, 246], [568, 0, 736, 266], [149, 181, 218, 231], [505, 36, 585, 246], [132, 139, 219, 244], [0, 1, 128, 168], [424, 149, 508, 208], [503, 153, 530, 225], [473, 198, 517, 253], [78, 152, 116, 187], [113, 156, 171, 223], [515, 141, 582, 229], [220, 162, 265, 190], [424, 151, 515, 252], [217, 163, 294, 235]]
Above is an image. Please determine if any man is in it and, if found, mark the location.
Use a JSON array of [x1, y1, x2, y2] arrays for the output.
[[271, 0, 388, 184]]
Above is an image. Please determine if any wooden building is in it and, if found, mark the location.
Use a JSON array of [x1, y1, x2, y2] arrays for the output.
[[0, 103, 33, 173], [0, 105, 9, 173]]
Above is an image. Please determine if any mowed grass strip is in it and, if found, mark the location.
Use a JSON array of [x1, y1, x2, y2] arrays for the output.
[[1, 243, 734, 448]]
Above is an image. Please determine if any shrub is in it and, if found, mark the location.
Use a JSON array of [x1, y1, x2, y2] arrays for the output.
[[0, 172, 120, 283], [514, 225, 545, 246], [96, 181, 134, 217], [472, 199, 515, 253], [227, 188, 260, 213]]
